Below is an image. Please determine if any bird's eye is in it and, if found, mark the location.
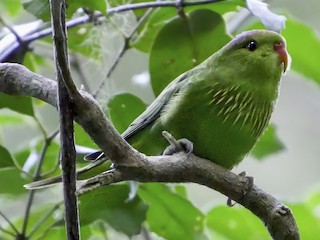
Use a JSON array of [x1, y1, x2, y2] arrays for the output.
[[245, 41, 257, 51]]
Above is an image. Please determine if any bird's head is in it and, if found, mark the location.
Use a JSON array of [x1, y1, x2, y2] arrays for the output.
[[207, 30, 290, 96], [227, 30, 289, 73]]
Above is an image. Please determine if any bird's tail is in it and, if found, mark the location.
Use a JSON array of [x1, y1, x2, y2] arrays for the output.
[[24, 157, 107, 190], [83, 151, 105, 161], [24, 175, 62, 190]]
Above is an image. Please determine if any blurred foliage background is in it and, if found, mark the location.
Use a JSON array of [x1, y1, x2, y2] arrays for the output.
[[0, 0, 319, 239]]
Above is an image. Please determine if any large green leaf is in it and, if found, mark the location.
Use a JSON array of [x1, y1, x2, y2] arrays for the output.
[[0, 93, 34, 116], [0, 168, 29, 195], [139, 183, 206, 240], [282, 18, 320, 84], [149, 9, 231, 96], [0, 145, 14, 168], [132, 0, 244, 53], [79, 184, 148, 237], [288, 203, 320, 239], [206, 205, 269, 239], [107, 93, 147, 133], [251, 124, 285, 159], [0, 0, 22, 16]]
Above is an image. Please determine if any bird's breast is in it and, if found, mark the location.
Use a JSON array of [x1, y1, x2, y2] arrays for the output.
[[161, 82, 274, 169]]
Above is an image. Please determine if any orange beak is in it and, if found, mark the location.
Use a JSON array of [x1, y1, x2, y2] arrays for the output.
[[274, 41, 288, 73]]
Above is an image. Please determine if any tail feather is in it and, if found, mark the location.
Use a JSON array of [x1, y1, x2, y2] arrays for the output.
[[84, 151, 105, 161], [24, 175, 62, 190]]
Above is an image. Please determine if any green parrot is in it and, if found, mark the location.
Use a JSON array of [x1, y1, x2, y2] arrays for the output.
[[25, 29, 289, 189]]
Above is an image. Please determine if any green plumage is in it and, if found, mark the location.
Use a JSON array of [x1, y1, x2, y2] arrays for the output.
[[25, 30, 289, 189]]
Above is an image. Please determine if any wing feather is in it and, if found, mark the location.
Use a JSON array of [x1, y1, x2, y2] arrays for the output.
[[84, 69, 194, 161]]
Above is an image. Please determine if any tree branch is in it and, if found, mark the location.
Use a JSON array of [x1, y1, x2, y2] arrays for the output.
[[49, 0, 80, 239], [106, 0, 224, 14], [1, 0, 223, 63], [0, 63, 299, 239]]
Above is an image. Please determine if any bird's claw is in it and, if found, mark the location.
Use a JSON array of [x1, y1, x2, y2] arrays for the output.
[[162, 131, 193, 156], [227, 171, 254, 207]]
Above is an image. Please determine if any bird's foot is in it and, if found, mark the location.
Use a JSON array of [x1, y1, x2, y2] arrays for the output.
[[227, 171, 254, 207], [162, 131, 193, 156]]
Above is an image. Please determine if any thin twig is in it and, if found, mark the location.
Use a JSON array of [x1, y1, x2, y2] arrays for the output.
[[0, 225, 16, 238], [93, 6, 155, 98], [0, 211, 19, 235], [33, 115, 48, 139], [21, 131, 58, 236], [70, 54, 91, 92], [21, 191, 35, 236], [27, 204, 60, 238]]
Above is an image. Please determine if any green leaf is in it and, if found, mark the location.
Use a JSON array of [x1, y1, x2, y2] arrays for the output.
[[0, 0, 22, 16], [0, 111, 26, 125], [0, 168, 29, 195], [37, 21, 103, 61], [139, 183, 205, 240], [251, 124, 285, 159], [37, 223, 93, 240], [206, 205, 269, 239], [14, 148, 31, 169], [10, 205, 61, 239], [132, 0, 244, 53], [174, 185, 188, 199], [0, 93, 34, 117], [149, 9, 231, 96], [74, 123, 97, 149], [288, 203, 320, 239], [13, 139, 59, 176], [36, 141, 60, 174], [24, 51, 47, 73], [0, 145, 14, 168], [282, 18, 320, 84], [67, 24, 99, 59], [107, 93, 147, 133], [79, 184, 148, 237], [67, 0, 107, 17], [23, 0, 51, 21]]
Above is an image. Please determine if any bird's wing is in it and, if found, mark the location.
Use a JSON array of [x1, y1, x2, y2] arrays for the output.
[[83, 69, 196, 161], [122, 70, 193, 139]]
